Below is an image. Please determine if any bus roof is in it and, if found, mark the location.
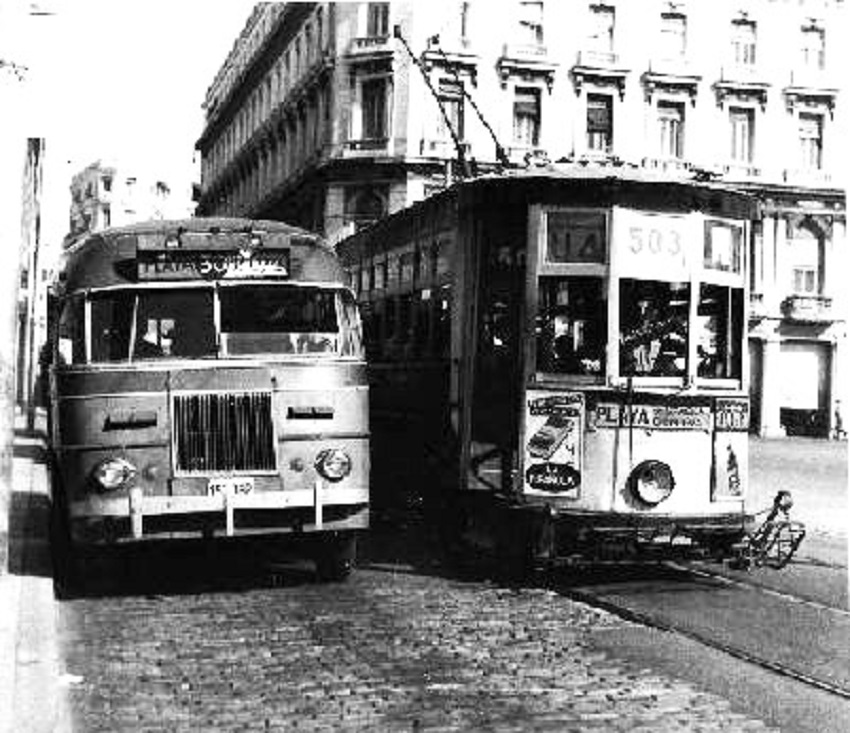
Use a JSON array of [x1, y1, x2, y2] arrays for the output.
[[59, 217, 344, 291]]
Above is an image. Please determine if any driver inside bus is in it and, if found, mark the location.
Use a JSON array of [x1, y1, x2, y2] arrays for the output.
[[135, 319, 171, 359]]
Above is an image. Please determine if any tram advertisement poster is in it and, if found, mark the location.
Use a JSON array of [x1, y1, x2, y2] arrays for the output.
[[712, 397, 749, 500], [524, 392, 583, 497]]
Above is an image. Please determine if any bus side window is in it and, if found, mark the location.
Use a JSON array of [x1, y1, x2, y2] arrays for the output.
[[58, 294, 87, 364]]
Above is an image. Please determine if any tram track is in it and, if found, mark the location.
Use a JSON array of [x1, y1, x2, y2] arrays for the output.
[[673, 560, 850, 616], [555, 561, 850, 702]]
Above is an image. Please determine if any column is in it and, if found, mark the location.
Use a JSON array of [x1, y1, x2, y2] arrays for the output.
[[759, 335, 784, 438]]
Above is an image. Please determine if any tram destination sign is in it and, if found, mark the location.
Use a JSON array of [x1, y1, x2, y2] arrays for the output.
[[137, 248, 291, 281], [593, 403, 712, 432]]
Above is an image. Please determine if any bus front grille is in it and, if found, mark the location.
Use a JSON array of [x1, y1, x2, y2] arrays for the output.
[[173, 392, 276, 473]]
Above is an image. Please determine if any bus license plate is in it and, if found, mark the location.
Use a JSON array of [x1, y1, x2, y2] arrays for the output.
[[207, 477, 254, 496]]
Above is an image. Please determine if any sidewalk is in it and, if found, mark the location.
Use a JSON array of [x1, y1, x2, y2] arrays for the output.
[[0, 415, 70, 733]]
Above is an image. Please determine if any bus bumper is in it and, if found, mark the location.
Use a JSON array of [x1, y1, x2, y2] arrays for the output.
[[67, 485, 370, 545]]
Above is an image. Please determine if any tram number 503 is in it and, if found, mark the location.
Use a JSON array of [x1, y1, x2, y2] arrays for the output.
[[628, 225, 685, 267]]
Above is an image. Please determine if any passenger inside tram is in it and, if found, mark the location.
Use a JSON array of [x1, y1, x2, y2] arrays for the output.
[[620, 281, 688, 377]]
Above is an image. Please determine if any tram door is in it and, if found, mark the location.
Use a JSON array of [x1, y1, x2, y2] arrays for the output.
[[467, 215, 527, 494]]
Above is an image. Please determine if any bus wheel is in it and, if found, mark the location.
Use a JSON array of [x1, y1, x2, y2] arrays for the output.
[[49, 477, 79, 599], [315, 533, 357, 582]]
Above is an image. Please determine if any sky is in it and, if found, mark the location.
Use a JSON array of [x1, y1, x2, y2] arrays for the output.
[[7, 0, 258, 188]]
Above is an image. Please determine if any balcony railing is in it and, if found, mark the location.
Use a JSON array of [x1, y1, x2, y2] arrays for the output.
[[718, 62, 767, 84], [722, 163, 762, 179], [787, 68, 839, 92], [346, 35, 393, 58], [781, 168, 834, 187], [420, 139, 470, 158], [342, 138, 391, 156], [646, 55, 697, 78], [575, 49, 621, 68], [781, 294, 835, 323], [502, 42, 549, 61], [641, 157, 692, 174]]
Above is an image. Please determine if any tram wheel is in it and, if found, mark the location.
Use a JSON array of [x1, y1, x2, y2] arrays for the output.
[[314, 532, 357, 582]]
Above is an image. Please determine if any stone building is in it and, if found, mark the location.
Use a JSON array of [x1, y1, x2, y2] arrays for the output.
[[195, 0, 846, 438], [66, 160, 195, 245]]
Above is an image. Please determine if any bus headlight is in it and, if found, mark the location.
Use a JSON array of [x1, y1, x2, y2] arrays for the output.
[[315, 448, 352, 483], [629, 460, 675, 506], [92, 458, 137, 491]]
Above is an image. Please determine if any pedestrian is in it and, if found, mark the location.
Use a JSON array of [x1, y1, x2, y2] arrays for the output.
[[833, 400, 846, 440]]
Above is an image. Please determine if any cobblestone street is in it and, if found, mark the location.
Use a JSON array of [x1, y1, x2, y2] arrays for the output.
[[59, 559, 778, 732]]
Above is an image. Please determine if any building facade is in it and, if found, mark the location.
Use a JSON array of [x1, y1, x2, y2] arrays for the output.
[[67, 160, 195, 245], [196, 0, 846, 438]]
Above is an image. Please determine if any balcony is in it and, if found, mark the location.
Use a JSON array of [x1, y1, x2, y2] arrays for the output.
[[781, 168, 834, 188], [721, 163, 762, 180], [781, 294, 836, 323], [786, 68, 840, 94], [571, 49, 630, 98], [641, 157, 692, 175], [420, 139, 470, 159], [749, 293, 770, 320], [497, 42, 557, 91], [783, 69, 838, 115], [503, 146, 550, 167], [341, 138, 391, 157], [713, 64, 770, 109], [345, 35, 394, 63], [642, 56, 701, 103], [422, 37, 479, 85]]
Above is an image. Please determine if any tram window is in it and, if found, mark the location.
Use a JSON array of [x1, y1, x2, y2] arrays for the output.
[[536, 277, 606, 376], [385, 297, 398, 343], [398, 293, 414, 348], [220, 285, 339, 355], [434, 284, 451, 357], [338, 289, 365, 358], [697, 284, 743, 379], [412, 290, 432, 356], [58, 295, 86, 364], [620, 280, 689, 377]]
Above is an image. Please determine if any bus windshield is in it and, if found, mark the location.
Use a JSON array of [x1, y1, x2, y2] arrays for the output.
[[85, 285, 362, 362], [220, 285, 341, 356]]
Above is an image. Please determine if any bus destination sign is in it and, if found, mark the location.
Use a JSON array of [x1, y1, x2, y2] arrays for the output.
[[138, 249, 291, 281]]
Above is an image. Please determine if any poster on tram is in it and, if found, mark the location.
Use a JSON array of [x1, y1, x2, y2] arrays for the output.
[[524, 391, 584, 498]]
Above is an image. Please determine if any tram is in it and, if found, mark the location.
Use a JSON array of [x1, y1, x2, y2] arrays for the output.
[[338, 166, 764, 572], [46, 217, 369, 587]]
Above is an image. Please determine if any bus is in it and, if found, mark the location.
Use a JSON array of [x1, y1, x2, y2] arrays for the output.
[[337, 166, 775, 574], [46, 217, 369, 589]]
